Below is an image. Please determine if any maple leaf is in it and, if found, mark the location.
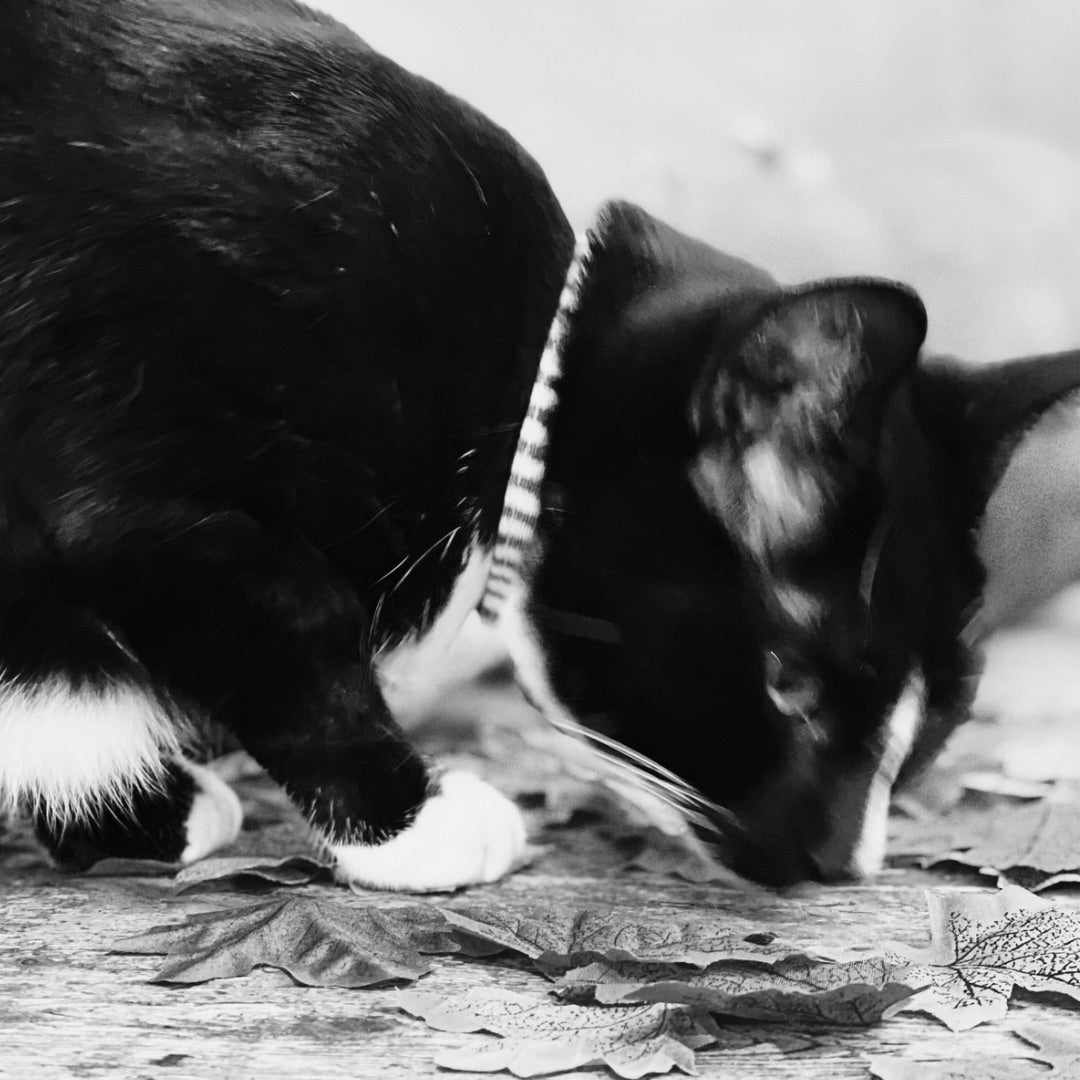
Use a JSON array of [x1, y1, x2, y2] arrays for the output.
[[891, 885, 1080, 1030], [112, 897, 463, 986], [172, 854, 332, 893], [920, 800, 1080, 892], [440, 904, 798, 970], [398, 986, 718, 1078], [563, 955, 918, 1026]]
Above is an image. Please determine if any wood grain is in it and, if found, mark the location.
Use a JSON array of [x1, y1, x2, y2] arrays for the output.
[[5, 656, 1080, 1080]]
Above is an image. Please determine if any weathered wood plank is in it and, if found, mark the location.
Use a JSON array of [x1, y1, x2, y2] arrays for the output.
[[3, 825, 1078, 1080]]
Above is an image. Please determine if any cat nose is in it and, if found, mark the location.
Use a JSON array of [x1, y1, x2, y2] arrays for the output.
[[722, 781, 829, 887], [726, 833, 820, 887]]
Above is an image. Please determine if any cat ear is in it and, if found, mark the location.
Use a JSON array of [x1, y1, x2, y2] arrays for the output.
[[917, 348, 1080, 636], [691, 280, 926, 558]]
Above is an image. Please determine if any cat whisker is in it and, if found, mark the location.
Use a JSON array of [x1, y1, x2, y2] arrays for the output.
[[387, 527, 465, 594], [545, 713, 740, 843]]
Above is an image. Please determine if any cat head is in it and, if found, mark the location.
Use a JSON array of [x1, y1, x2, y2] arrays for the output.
[[526, 202, 1078, 885]]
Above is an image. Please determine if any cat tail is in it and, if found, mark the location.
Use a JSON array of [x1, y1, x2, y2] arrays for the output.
[[0, 476, 183, 826]]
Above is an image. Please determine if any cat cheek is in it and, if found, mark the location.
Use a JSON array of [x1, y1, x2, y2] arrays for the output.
[[328, 770, 527, 892]]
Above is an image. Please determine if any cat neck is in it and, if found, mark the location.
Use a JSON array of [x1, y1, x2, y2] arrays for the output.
[[478, 231, 594, 622]]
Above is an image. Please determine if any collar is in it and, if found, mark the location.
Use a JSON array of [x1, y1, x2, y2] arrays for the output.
[[478, 229, 594, 621]]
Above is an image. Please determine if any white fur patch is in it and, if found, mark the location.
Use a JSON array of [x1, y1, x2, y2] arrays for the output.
[[0, 677, 180, 824], [690, 443, 826, 560], [177, 759, 243, 864], [972, 389, 1080, 639], [813, 673, 924, 880], [772, 583, 824, 629], [742, 442, 826, 553], [378, 545, 492, 716], [330, 770, 527, 892]]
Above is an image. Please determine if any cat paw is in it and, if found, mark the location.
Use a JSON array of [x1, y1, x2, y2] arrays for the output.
[[330, 770, 527, 892], [177, 759, 244, 864]]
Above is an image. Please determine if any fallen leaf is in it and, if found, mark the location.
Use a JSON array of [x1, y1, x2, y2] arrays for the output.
[[440, 904, 800, 970], [172, 854, 331, 893], [887, 805, 995, 862], [959, 771, 1055, 800], [921, 800, 1080, 892], [398, 986, 718, 1078], [566, 955, 918, 1026], [623, 828, 740, 885], [892, 885, 1080, 1030], [112, 897, 462, 986]]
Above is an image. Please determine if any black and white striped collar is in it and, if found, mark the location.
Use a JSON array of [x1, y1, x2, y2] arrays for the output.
[[478, 230, 594, 621]]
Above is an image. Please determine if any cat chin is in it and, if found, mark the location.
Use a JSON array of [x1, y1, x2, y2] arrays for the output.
[[328, 770, 527, 892], [176, 759, 244, 864], [0, 676, 180, 825]]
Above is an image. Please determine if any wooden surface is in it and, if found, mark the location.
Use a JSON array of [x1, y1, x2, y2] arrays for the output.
[[3, 847, 1078, 1079], [5, 609, 1080, 1080]]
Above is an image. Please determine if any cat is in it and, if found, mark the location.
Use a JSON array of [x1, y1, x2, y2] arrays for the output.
[[3, 0, 1079, 891]]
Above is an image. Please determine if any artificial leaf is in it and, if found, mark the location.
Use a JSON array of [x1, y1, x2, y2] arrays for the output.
[[398, 986, 718, 1079], [623, 827, 738, 885], [440, 904, 800, 970], [172, 854, 332, 893], [892, 885, 1080, 1030], [921, 800, 1080, 892], [886, 805, 993, 862], [113, 897, 462, 986], [958, 771, 1054, 800], [567, 955, 918, 1026]]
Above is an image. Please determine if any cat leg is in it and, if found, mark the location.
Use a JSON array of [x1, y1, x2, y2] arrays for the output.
[[146, 540, 527, 891], [34, 757, 242, 871], [228, 656, 527, 892]]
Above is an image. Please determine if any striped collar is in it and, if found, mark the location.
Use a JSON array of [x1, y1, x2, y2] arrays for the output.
[[478, 231, 593, 621]]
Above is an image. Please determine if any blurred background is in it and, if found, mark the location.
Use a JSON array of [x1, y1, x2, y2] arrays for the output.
[[313, 2, 1080, 731], [325, 0, 1080, 362]]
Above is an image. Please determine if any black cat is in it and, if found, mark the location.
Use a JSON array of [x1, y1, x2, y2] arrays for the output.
[[2, 0, 1077, 890]]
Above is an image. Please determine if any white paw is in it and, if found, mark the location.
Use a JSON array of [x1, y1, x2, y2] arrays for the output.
[[330, 770, 527, 892], [177, 759, 244, 864]]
